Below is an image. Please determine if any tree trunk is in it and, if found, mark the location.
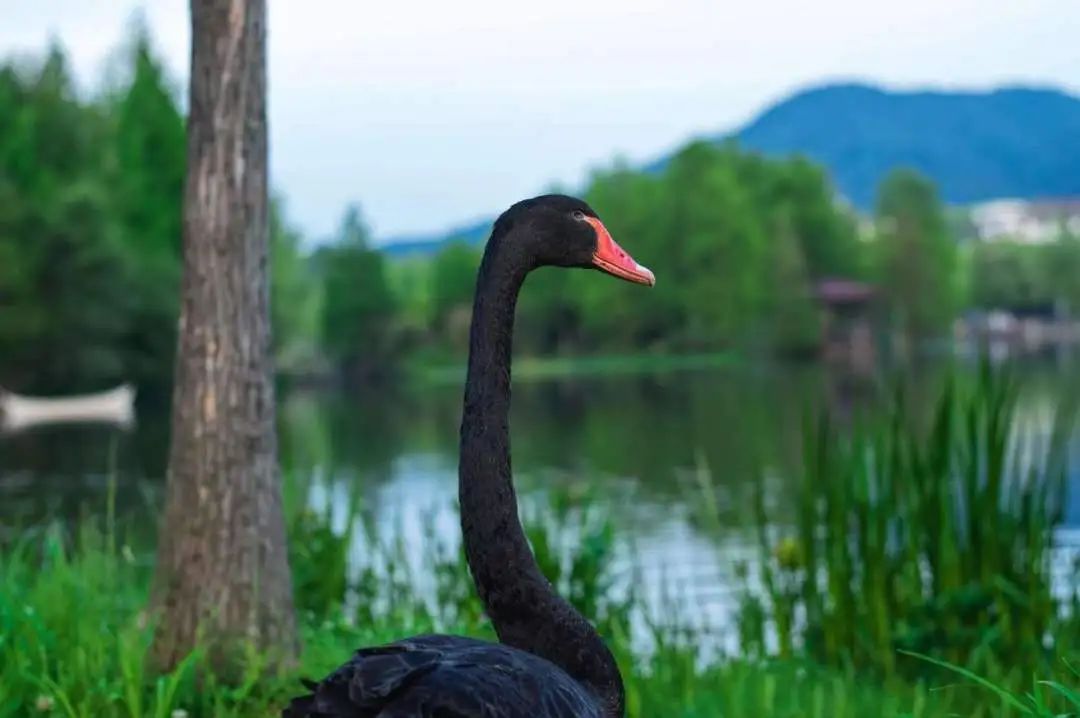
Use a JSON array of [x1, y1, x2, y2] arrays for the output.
[[151, 0, 296, 672]]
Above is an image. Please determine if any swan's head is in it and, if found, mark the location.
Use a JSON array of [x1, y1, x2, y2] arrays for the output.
[[494, 194, 655, 286]]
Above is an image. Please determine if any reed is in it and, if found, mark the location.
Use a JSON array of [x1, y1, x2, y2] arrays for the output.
[[734, 363, 1079, 699]]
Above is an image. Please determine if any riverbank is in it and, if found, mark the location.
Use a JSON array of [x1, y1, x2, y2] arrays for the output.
[[278, 350, 745, 391], [409, 350, 742, 385]]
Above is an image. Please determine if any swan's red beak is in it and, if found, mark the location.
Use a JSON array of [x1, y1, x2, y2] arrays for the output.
[[586, 217, 655, 286]]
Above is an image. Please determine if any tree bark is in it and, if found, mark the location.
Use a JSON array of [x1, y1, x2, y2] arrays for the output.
[[151, 0, 296, 672]]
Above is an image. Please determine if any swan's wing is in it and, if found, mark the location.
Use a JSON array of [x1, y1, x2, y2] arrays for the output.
[[282, 635, 602, 718], [283, 636, 452, 717]]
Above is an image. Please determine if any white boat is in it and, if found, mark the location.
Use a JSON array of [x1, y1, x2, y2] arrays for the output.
[[0, 384, 136, 431]]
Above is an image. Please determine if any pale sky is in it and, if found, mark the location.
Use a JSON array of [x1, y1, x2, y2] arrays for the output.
[[3, 1, 1079, 242]]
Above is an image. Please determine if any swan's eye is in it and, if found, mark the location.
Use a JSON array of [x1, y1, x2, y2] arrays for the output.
[[571, 210, 586, 221]]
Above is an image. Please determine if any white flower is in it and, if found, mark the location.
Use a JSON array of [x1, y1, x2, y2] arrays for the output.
[[171, 710, 189, 718], [34, 695, 55, 712]]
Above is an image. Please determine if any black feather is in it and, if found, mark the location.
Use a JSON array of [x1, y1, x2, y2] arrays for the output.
[[281, 636, 601, 718]]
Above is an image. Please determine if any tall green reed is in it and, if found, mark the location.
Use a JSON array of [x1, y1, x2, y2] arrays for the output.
[[737, 363, 1078, 685]]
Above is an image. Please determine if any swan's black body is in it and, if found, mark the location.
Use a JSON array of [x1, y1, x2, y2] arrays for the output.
[[282, 636, 601, 717], [284, 195, 652, 718]]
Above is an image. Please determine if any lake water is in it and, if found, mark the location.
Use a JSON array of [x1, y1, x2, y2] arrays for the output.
[[3, 353, 1079, 644]]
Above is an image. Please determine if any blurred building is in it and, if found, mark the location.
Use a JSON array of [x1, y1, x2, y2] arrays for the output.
[[815, 278, 877, 373], [970, 198, 1080, 244]]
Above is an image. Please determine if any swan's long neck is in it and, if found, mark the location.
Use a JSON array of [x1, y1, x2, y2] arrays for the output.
[[458, 239, 625, 717]]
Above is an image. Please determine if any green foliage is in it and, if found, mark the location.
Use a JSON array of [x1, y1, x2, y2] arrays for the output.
[[548, 143, 861, 355], [428, 240, 480, 350], [967, 234, 1080, 314], [0, 51, 140, 393], [969, 241, 1053, 310], [384, 258, 433, 343], [316, 205, 399, 376], [767, 214, 824, 355], [726, 366, 1078, 696], [271, 197, 321, 371], [1043, 233, 1080, 313], [109, 27, 185, 264], [105, 28, 186, 392], [873, 168, 959, 338], [761, 157, 863, 280], [0, 35, 317, 393], [903, 651, 1080, 717], [664, 142, 771, 341]]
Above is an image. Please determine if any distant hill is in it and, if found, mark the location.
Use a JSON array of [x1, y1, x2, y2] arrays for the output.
[[730, 83, 1080, 209], [380, 82, 1080, 254]]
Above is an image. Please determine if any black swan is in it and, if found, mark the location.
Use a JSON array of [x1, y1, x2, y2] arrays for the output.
[[284, 195, 654, 718]]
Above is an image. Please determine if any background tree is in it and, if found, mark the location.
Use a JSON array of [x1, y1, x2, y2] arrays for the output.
[[873, 168, 958, 339], [0, 47, 136, 393], [429, 240, 481, 350], [659, 142, 770, 344], [767, 212, 823, 354], [581, 162, 669, 348], [758, 156, 862, 280], [271, 196, 320, 371], [968, 241, 1051, 311], [317, 204, 398, 378], [1043, 232, 1080, 315], [151, 0, 296, 672], [108, 25, 186, 391]]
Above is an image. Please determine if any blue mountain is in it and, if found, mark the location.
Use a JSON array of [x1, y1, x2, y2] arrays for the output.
[[731, 83, 1080, 209]]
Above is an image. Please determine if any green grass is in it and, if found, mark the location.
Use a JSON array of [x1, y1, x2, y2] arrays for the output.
[[902, 650, 1080, 717]]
